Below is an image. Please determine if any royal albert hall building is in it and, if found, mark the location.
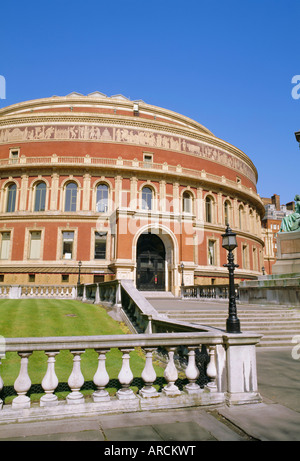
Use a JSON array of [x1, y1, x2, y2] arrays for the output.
[[0, 92, 265, 295]]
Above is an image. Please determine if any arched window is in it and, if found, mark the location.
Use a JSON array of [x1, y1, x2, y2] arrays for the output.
[[249, 209, 254, 233], [224, 200, 231, 225], [239, 205, 244, 230], [64, 182, 77, 212], [34, 182, 46, 212], [6, 183, 17, 212], [182, 191, 193, 213], [142, 186, 153, 210], [96, 184, 109, 212], [205, 196, 213, 223]]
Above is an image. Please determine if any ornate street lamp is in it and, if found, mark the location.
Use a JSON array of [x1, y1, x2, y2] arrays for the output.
[[180, 262, 184, 287], [77, 260, 82, 286], [222, 224, 241, 333]]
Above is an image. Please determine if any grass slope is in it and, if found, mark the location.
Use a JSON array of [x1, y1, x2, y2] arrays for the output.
[[0, 299, 164, 402]]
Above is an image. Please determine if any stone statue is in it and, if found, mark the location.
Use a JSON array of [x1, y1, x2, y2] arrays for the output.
[[280, 195, 300, 232]]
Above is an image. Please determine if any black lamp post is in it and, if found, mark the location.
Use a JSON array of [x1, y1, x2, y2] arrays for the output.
[[77, 260, 82, 286], [262, 266, 265, 276], [222, 224, 241, 333], [180, 262, 184, 287]]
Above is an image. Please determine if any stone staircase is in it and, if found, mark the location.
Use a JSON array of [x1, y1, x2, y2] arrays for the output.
[[155, 306, 300, 347], [139, 291, 175, 298]]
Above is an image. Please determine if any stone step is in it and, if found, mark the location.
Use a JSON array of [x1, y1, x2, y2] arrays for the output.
[[164, 315, 300, 323], [161, 307, 300, 318], [163, 315, 300, 322], [142, 291, 175, 298], [158, 307, 300, 347], [192, 327, 299, 336], [257, 338, 292, 347], [189, 322, 300, 331], [163, 310, 300, 319], [176, 318, 300, 328], [259, 334, 295, 345]]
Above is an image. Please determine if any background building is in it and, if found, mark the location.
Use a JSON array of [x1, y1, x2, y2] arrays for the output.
[[261, 194, 294, 273], [0, 93, 265, 295]]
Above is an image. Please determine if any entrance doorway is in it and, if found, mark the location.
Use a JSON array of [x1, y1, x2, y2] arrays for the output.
[[136, 233, 166, 291]]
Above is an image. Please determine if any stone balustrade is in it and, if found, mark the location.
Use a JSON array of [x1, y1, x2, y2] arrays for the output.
[[80, 280, 211, 335], [0, 155, 263, 208], [181, 284, 240, 301], [0, 284, 76, 299], [0, 330, 262, 422]]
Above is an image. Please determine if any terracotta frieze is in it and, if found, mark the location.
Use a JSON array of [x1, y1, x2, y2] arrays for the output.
[[0, 124, 256, 183]]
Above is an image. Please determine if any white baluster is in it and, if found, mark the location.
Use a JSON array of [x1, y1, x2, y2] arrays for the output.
[[184, 348, 201, 394], [205, 346, 218, 392], [92, 349, 110, 402], [66, 351, 85, 404], [162, 347, 181, 396], [140, 348, 158, 398], [40, 352, 59, 406], [0, 356, 4, 409], [117, 349, 135, 400], [12, 353, 32, 409]]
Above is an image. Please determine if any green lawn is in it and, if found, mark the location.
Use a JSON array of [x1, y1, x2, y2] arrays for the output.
[[0, 299, 165, 402]]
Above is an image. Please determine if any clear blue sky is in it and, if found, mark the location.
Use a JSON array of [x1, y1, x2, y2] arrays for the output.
[[1, 0, 299, 205]]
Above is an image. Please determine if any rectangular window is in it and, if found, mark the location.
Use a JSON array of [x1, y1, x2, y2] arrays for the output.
[[10, 148, 19, 164], [62, 231, 74, 259], [0, 232, 11, 260], [29, 231, 42, 259], [62, 274, 69, 283], [143, 153, 153, 163], [94, 232, 107, 259], [208, 240, 215, 265], [28, 274, 35, 283]]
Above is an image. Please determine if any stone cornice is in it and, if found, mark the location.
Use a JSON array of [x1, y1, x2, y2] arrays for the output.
[[0, 96, 214, 136]]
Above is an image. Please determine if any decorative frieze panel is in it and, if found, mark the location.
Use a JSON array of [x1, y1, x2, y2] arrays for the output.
[[0, 124, 256, 183]]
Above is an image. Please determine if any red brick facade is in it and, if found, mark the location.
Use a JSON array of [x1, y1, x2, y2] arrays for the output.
[[0, 93, 265, 294]]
